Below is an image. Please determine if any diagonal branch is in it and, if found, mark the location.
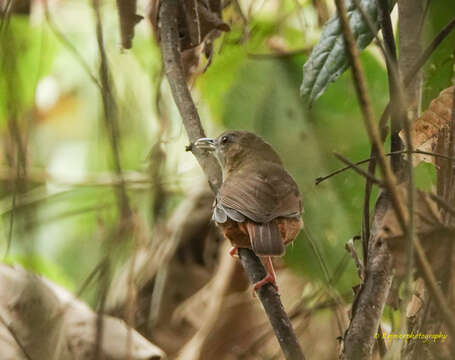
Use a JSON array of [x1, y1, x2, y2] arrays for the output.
[[158, 1, 304, 359]]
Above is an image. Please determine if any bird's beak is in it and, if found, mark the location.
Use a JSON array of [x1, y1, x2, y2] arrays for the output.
[[193, 137, 216, 151]]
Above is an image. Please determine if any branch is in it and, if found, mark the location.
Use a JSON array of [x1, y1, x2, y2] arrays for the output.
[[238, 248, 306, 360], [158, 1, 304, 359], [315, 149, 455, 185], [159, 0, 221, 191]]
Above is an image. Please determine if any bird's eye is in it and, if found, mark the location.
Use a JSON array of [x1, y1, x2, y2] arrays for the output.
[[221, 135, 229, 144]]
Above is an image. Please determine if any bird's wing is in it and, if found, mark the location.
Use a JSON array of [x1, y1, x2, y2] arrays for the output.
[[217, 163, 301, 224]]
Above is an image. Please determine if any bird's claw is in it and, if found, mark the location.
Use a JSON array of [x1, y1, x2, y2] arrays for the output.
[[229, 246, 239, 258], [252, 272, 278, 296]]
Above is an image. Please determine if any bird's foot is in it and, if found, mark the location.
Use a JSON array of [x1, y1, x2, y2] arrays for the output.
[[228, 246, 239, 258], [253, 272, 278, 295]]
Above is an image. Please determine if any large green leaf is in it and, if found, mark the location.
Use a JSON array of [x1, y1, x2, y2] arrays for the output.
[[301, 0, 394, 105]]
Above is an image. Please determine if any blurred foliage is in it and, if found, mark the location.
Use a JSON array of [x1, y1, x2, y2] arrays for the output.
[[301, 0, 395, 104], [0, 0, 441, 314]]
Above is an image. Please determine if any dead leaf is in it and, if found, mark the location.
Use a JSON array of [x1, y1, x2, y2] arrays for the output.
[[400, 86, 454, 165], [147, 0, 230, 81], [0, 264, 166, 360], [116, 0, 143, 49]]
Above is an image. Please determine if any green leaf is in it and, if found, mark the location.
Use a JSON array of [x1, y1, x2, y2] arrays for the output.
[[414, 162, 436, 192], [421, 0, 455, 109], [301, 0, 395, 105], [0, 16, 56, 125]]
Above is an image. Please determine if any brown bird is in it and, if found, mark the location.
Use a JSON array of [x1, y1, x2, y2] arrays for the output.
[[194, 130, 303, 291]]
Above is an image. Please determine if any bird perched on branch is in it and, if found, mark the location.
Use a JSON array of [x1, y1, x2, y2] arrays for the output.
[[193, 130, 303, 291]]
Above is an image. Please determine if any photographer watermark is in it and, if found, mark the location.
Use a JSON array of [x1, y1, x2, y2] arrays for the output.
[[375, 331, 447, 343]]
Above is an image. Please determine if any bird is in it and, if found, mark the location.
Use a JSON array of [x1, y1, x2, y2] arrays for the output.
[[193, 130, 303, 291]]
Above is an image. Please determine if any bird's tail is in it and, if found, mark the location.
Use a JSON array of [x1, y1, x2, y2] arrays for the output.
[[246, 221, 284, 256]]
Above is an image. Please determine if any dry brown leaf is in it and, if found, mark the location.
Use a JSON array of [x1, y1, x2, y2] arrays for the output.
[[147, 0, 229, 81], [0, 264, 166, 360], [400, 86, 454, 164], [379, 185, 443, 277]]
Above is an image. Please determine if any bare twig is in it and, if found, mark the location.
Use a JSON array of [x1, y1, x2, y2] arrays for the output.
[[316, 149, 455, 185], [333, 153, 383, 187], [92, 0, 130, 217], [44, 0, 101, 89], [159, 1, 304, 359]]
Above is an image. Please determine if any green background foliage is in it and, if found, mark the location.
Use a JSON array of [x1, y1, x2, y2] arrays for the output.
[[0, 0, 441, 307]]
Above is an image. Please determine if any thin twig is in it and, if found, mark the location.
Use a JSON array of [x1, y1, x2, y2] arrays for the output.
[[159, 1, 304, 359], [316, 149, 454, 185], [92, 0, 130, 217], [333, 153, 383, 187], [44, 0, 101, 89]]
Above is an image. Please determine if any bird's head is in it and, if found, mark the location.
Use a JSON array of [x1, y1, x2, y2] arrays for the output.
[[193, 130, 282, 174]]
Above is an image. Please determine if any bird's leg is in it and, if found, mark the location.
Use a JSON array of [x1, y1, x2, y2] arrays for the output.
[[229, 246, 239, 258], [253, 256, 278, 293]]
